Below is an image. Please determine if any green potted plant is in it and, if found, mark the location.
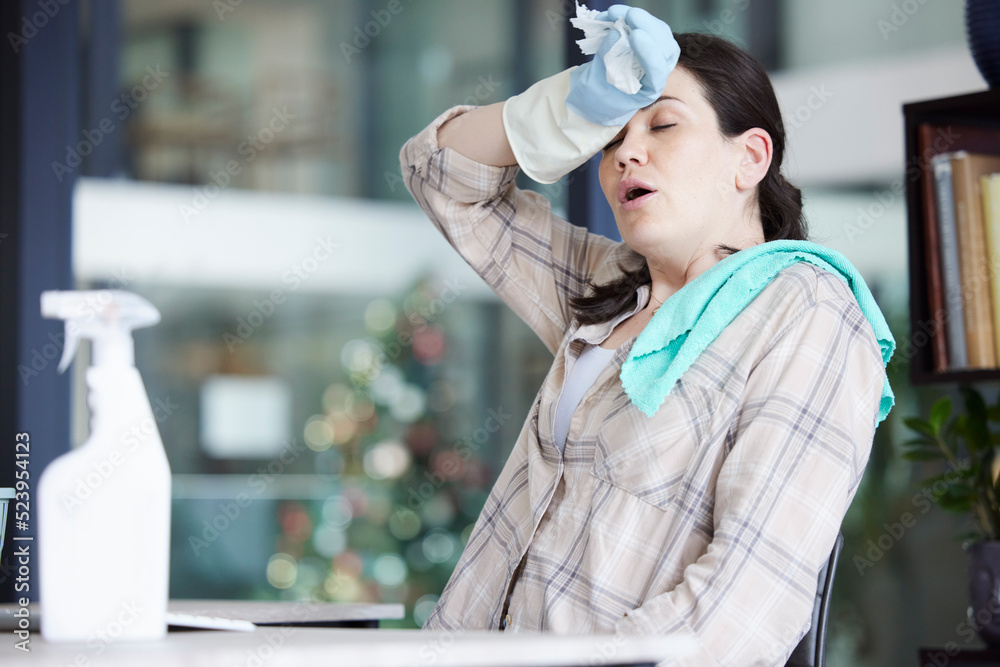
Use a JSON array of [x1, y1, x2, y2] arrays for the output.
[[903, 384, 1000, 645]]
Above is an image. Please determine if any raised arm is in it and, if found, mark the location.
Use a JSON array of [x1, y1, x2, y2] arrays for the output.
[[437, 102, 516, 168], [399, 6, 680, 351]]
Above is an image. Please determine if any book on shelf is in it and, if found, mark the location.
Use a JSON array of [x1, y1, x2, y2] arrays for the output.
[[917, 124, 951, 372], [930, 152, 967, 369], [985, 172, 1000, 358], [985, 173, 1000, 235], [951, 151, 1000, 369]]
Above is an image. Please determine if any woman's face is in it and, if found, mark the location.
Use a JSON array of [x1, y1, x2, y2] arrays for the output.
[[598, 66, 752, 266]]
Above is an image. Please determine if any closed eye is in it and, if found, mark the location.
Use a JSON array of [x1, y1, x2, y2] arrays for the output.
[[601, 124, 676, 153]]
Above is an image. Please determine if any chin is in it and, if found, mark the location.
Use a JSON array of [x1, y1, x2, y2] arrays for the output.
[[616, 233, 660, 260], [617, 212, 665, 242]]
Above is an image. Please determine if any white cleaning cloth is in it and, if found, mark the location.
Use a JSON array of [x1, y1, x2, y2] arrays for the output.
[[570, 2, 645, 94]]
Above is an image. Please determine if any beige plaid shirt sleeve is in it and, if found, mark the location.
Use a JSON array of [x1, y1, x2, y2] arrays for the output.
[[400, 105, 885, 667], [396, 106, 637, 355]]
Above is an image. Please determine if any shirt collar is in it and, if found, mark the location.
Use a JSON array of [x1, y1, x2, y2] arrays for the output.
[[571, 283, 650, 346]]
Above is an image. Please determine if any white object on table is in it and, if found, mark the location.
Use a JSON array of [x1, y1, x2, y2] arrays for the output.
[[164, 613, 256, 632], [167, 599, 404, 626]]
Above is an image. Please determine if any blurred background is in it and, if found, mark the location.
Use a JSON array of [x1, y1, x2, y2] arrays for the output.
[[0, 0, 991, 664]]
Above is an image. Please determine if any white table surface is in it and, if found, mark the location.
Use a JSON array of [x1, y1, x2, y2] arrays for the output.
[[171, 599, 406, 625], [0, 599, 404, 630], [0, 626, 693, 667]]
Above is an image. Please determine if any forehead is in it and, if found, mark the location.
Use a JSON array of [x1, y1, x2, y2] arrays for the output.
[[650, 66, 709, 114]]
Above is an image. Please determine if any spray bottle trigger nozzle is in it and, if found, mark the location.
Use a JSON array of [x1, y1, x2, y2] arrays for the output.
[[57, 327, 79, 374]]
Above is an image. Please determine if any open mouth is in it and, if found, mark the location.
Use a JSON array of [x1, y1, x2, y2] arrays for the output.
[[618, 178, 658, 208]]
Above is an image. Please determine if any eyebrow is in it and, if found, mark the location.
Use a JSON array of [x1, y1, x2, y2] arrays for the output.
[[641, 95, 685, 111], [601, 95, 686, 151]]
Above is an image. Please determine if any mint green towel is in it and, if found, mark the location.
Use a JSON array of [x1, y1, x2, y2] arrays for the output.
[[619, 240, 896, 424]]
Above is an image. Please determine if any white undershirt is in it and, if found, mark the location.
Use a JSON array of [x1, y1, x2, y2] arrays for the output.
[[553, 342, 617, 452]]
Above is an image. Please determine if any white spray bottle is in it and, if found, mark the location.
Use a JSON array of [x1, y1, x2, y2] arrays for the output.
[[38, 290, 171, 642]]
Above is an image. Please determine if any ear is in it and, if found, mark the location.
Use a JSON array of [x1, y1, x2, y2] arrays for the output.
[[733, 128, 772, 191]]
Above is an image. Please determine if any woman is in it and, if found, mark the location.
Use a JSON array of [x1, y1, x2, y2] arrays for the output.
[[400, 6, 893, 665]]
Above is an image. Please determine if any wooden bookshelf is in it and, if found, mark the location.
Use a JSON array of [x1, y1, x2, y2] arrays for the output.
[[904, 88, 1000, 384]]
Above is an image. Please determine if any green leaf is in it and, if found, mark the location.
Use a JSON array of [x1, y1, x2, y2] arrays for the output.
[[903, 417, 935, 438], [901, 437, 939, 450], [922, 467, 975, 487], [962, 385, 987, 415], [962, 386, 991, 452], [929, 397, 952, 435], [945, 482, 976, 496], [937, 491, 974, 512], [902, 450, 946, 462], [938, 485, 977, 513], [919, 477, 978, 506]]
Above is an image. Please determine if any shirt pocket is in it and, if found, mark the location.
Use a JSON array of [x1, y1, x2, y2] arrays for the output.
[[590, 378, 720, 512]]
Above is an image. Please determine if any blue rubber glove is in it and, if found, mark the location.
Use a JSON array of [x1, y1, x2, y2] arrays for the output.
[[565, 5, 680, 127]]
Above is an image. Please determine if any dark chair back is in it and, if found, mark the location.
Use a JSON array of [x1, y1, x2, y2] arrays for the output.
[[785, 532, 844, 667]]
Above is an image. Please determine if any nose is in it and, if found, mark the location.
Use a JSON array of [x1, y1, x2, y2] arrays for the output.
[[613, 129, 648, 171]]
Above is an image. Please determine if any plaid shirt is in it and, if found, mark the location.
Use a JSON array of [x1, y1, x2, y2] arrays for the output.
[[400, 106, 885, 667]]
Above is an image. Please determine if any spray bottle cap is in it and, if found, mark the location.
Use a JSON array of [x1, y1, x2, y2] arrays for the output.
[[40, 290, 160, 373]]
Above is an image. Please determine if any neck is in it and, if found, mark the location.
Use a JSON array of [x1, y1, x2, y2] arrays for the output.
[[645, 217, 765, 313]]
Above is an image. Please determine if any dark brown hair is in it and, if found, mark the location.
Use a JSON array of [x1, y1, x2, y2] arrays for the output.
[[568, 32, 808, 326]]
